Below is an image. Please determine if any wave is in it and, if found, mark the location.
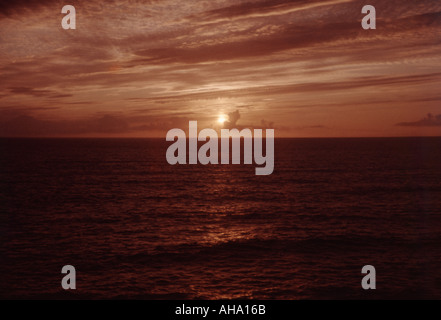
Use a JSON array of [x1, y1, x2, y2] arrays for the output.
[[100, 233, 441, 267]]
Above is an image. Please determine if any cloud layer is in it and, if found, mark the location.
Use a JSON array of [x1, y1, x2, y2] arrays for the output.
[[0, 0, 440, 136], [397, 113, 441, 127]]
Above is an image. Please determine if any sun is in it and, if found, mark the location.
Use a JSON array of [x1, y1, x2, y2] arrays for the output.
[[217, 115, 227, 124]]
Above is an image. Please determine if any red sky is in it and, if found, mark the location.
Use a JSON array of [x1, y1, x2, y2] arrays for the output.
[[0, 0, 440, 137]]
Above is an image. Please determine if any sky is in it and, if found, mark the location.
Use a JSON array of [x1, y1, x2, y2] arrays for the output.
[[0, 0, 440, 137]]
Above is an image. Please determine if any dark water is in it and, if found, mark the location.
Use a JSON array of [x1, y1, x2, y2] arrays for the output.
[[1, 137, 441, 299]]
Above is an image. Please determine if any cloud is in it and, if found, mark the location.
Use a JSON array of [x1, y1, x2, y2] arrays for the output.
[[221, 109, 276, 131], [7, 87, 73, 98], [176, 10, 437, 65], [0, 114, 130, 136], [130, 116, 191, 132], [397, 113, 441, 127], [1, 0, 441, 137], [0, 111, 203, 136], [0, 0, 64, 16], [223, 110, 241, 129], [260, 119, 274, 128], [186, 0, 351, 25]]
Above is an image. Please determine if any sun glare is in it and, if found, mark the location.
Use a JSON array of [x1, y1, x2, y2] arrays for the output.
[[217, 115, 227, 124]]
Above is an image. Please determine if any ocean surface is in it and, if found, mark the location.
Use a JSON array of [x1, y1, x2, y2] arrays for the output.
[[1, 137, 441, 299]]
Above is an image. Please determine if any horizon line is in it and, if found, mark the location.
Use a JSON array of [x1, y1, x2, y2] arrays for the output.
[[1, 136, 440, 139]]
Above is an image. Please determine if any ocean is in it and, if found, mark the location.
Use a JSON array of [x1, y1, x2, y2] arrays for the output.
[[1, 137, 441, 299]]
